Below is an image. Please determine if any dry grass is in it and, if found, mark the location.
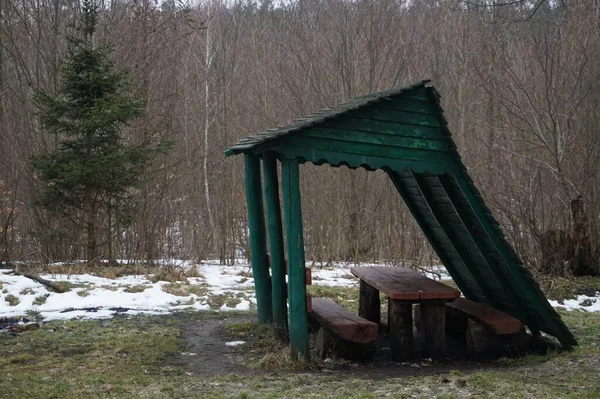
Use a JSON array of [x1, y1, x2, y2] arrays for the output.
[[33, 294, 49, 305], [162, 283, 209, 297], [123, 285, 149, 293], [19, 262, 204, 282], [4, 294, 20, 306]]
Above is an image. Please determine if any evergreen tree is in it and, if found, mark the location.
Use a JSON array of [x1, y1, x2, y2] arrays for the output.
[[31, 0, 167, 264]]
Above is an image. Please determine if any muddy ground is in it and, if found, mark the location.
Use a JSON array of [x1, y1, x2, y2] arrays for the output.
[[175, 313, 507, 379]]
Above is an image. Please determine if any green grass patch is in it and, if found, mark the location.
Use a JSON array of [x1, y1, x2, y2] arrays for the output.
[[25, 310, 44, 321], [307, 285, 360, 313], [19, 288, 35, 295], [0, 315, 184, 399], [54, 281, 84, 292], [162, 283, 209, 297], [123, 285, 149, 293], [5, 293, 20, 306], [2, 278, 600, 398], [33, 294, 50, 305], [539, 275, 600, 300], [1, 309, 600, 398]]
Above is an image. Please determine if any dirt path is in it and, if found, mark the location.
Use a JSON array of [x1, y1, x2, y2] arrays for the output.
[[175, 313, 257, 377], [175, 312, 504, 379]]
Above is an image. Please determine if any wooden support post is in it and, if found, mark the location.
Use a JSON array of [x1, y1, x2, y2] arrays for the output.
[[359, 280, 380, 325], [282, 158, 310, 359], [263, 152, 288, 338], [420, 302, 446, 359], [244, 153, 272, 323], [389, 299, 413, 361]]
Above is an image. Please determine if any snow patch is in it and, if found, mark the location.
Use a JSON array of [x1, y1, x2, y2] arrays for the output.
[[548, 294, 600, 312], [225, 341, 246, 346]]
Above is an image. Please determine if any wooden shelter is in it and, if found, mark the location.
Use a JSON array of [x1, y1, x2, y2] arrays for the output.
[[225, 80, 577, 358]]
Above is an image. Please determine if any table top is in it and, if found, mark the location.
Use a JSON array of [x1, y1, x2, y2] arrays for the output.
[[351, 266, 461, 301]]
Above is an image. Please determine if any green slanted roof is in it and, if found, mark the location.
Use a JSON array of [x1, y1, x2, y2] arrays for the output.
[[225, 80, 577, 349]]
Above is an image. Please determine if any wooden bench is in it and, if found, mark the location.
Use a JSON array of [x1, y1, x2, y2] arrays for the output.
[[446, 298, 523, 335], [444, 298, 527, 358], [351, 266, 460, 360], [309, 297, 378, 359]]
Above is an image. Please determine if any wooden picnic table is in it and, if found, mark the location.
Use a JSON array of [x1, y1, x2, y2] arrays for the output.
[[351, 266, 461, 360]]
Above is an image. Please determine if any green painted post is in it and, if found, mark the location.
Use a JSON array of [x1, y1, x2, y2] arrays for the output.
[[262, 152, 288, 338], [244, 152, 272, 323], [281, 158, 310, 359]]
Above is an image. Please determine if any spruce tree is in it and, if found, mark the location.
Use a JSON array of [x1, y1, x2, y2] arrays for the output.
[[31, 0, 164, 264]]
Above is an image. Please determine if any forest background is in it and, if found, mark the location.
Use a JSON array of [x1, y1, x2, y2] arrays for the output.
[[1, 0, 599, 274]]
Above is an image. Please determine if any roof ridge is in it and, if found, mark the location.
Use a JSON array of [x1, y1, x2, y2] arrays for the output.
[[225, 80, 432, 157]]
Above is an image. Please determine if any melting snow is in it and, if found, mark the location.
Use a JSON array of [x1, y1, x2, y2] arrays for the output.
[[1, 261, 593, 324], [549, 294, 600, 312], [225, 341, 246, 346]]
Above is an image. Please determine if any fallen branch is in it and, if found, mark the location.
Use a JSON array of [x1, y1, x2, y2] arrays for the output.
[[14, 271, 65, 293]]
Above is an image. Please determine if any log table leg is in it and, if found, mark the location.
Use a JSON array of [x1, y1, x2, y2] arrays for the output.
[[389, 299, 413, 361], [359, 280, 380, 325], [420, 301, 446, 359]]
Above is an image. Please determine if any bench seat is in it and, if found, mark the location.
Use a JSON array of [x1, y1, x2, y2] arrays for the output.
[[310, 297, 378, 344], [446, 298, 523, 335]]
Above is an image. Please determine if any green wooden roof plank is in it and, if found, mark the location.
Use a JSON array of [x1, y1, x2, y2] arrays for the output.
[[225, 80, 432, 156], [324, 118, 447, 139], [387, 168, 487, 303], [262, 147, 461, 175], [377, 97, 440, 115], [301, 129, 452, 151], [440, 174, 551, 324], [353, 108, 442, 127], [410, 171, 516, 313], [259, 137, 457, 165], [451, 174, 577, 348]]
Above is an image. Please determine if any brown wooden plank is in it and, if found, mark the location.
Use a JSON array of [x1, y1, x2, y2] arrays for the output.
[[377, 267, 460, 300], [311, 298, 378, 344], [351, 266, 460, 300], [351, 266, 418, 300], [447, 298, 523, 335]]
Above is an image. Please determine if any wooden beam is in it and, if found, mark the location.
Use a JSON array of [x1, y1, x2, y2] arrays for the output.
[[358, 280, 380, 325], [388, 299, 413, 361], [244, 153, 272, 323], [385, 168, 481, 302], [262, 152, 288, 337], [282, 158, 310, 359]]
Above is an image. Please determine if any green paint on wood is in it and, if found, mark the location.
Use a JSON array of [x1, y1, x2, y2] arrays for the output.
[[244, 153, 272, 323], [258, 147, 461, 175], [352, 108, 442, 127], [377, 97, 439, 114], [226, 81, 577, 349], [410, 172, 517, 315], [454, 175, 577, 348], [302, 128, 451, 151], [281, 158, 310, 359], [386, 168, 486, 304], [270, 136, 457, 163], [262, 152, 288, 337], [323, 118, 446, 139]]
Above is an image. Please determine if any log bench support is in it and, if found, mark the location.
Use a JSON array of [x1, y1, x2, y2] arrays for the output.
[[420, 301, 446, 358], [388, 299, 413, 361], [358, 280, 380, 324]]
